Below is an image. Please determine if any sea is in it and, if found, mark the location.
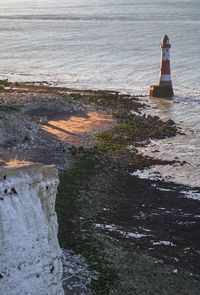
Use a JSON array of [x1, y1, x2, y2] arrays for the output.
[[0, 0, 199, 189]]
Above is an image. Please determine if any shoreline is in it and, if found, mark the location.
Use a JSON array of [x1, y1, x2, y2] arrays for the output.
[[1, 81, 200, 294], [0, 82, 118, 168]]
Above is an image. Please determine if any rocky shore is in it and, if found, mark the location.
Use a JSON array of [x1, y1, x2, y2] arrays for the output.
[[0, 86, 85, 168], [1, 81, 200, 294]]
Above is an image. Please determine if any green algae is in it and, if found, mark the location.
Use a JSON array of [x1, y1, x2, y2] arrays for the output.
[[56, 93, 199, 294], [96, 114, 177, 152], [56, 149, 119, 294], [56, 148, 200, 295], [0, 79, 11, 93], [0, 105, 20, 112]]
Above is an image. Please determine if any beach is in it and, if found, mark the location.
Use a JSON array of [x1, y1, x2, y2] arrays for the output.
[[0, 0, 200, 187], [0, 82, 200, 294]]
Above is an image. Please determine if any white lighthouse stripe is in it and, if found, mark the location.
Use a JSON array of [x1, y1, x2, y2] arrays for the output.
[[160, 74, 172, 81], [161, 48, 170, 61]]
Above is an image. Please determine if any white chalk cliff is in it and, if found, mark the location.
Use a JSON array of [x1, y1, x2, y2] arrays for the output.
[[0, 164, 64, 295]]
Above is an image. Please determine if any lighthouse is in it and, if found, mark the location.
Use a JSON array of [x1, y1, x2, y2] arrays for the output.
[[150, 35, 174, 97]]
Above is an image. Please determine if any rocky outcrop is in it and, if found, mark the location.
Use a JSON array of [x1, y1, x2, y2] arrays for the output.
[[0, 164, 64, 295], [0, 110, 71, 169]]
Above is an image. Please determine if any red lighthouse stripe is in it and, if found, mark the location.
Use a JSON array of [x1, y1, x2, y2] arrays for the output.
[[161, 44, 171, 49], [161, 60, 171, 75]]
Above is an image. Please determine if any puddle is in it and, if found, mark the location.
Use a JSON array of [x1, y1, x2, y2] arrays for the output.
[[130, 169, 163, 181], [95, 223, 149, 239], [152, 241, 176, 247], [181, 190, 200, 201]]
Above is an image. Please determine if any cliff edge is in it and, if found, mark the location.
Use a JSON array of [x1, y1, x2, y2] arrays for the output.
[[0, 163, 64, 295]]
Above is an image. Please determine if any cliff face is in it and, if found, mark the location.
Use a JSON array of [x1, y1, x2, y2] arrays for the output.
[[0, 164, 64, 295]]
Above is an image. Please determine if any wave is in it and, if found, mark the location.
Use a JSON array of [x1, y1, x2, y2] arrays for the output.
[[0, 14, 136, 21], [0, 14, 199, 22]]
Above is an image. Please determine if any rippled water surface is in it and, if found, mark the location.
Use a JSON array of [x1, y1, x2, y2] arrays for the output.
[[0, 0, 199, 95], [0, 0, 199, 186], [139, 95, 200, 187]]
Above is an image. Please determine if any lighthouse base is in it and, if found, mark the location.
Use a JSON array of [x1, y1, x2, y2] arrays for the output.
[[149, 85, 174, 98]]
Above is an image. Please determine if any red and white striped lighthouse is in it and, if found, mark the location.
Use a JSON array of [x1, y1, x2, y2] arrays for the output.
[[150, 35, 174, 97]]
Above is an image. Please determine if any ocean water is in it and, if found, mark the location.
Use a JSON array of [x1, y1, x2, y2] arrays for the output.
[[138, 95, 200, 188], [0, 0, 199, 187], [0, 0, 199, 95]]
